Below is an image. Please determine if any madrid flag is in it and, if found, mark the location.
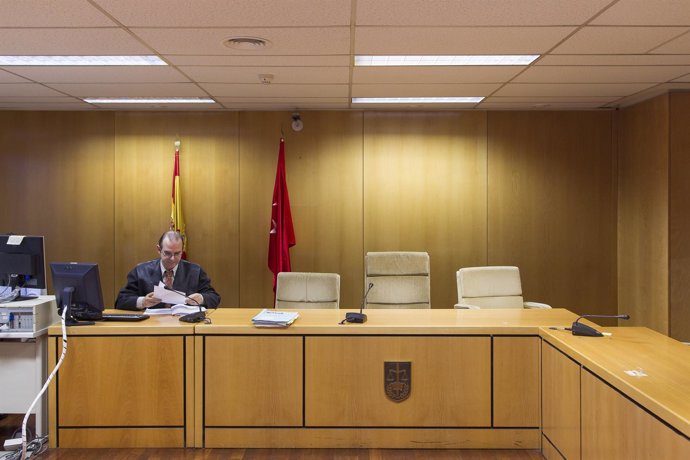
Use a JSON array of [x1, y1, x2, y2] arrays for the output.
[[170, 141, 187, 259], [268, 138, 296, 292]]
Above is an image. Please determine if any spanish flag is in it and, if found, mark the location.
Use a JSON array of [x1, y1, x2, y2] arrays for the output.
[[170, 140, 187, 259], [268, 138, 296, 292]]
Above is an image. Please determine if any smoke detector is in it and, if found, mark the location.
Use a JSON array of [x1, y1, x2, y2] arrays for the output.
[[259, 74, 274, 84], [223, 36, 272, 50], [291, 112, 303, 132]]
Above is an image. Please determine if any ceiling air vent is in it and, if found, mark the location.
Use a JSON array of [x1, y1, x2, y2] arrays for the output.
[[223, 37, 272, 50]]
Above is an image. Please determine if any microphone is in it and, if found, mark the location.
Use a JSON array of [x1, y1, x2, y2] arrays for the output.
[[345, 282, 374, 324], [570, 313, 630, 337], [163, 285, 206, 323]]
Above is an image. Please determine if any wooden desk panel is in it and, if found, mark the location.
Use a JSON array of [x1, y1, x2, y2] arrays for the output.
[[48, 315, 195, 448], [582, 369, 690, 459], [541, 340, 580, 460], [203, 335, 303, 426], [305, 336, 491, 427], [493, 336, 540, 427]]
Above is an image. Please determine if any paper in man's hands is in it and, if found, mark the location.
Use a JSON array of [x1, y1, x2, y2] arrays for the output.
[[153, 281, 188, 304]]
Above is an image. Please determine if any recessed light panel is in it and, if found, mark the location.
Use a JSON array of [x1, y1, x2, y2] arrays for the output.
[[0, 56, 166, 66], [84, 98, 215, 104], [352, 97, 484, 104], [355, 55, 539, 66]]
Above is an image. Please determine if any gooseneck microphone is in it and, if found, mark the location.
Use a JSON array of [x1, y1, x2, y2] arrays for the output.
[[571, 313, 630, 337], [163, 285, 206, 323], [345, 282, 374, 324]]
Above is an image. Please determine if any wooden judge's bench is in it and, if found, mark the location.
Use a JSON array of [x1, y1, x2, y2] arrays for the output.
[[47, 308, 690, 458]]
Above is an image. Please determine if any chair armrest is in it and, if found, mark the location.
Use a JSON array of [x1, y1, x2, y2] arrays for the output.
[[454, 303, 481, 309], [524, 301, 551, 309]]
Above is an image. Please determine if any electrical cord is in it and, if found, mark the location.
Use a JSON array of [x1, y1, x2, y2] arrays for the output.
[[11, 307, 68, 459]]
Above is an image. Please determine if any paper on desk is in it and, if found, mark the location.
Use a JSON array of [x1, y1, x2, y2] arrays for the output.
[[153, 281, 187, 304]]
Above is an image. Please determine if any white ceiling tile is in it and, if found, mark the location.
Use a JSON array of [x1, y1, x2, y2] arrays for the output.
[[537, 54, 690, 65], [552, 26, 689, 54], [0, 96, 80, 103], [352, 83, 500, 97], [180, 66, 349, 84], [0, 29, 152, 55], [671, 73, 690, 82], [6, 66, 191, 84], [200, 83, 349, 97], [356, 0, 612, 26], [0, 70, 30, 83], [353, 66, 524, 84], [132, 27, 350, 55], [95, 0, 351, 27], [514, 65, 690, 83], [165, 55, 350, 66], [219, 101, 350, 110], [652, 31, 690, 53], [45, 83, 208, 97], [592, 0, 690, 25], [483, 96, 619, 104], [495, 82, 656, 97], [0, 0, 115, 27], [217, 97, 347, 103], [354, 27, 575, 54], [0, 84, 68, 97]]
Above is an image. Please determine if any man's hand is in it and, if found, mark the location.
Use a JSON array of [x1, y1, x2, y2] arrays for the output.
[[187, 293, 204, 306], [142, 292, 162, 308]]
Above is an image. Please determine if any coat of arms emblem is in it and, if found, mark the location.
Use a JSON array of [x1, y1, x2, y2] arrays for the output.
[[384, 361, 411, 402]]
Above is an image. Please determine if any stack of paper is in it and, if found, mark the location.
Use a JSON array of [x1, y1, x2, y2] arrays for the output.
[[252, 309, 300, 328], [145, 305, 206, 316]]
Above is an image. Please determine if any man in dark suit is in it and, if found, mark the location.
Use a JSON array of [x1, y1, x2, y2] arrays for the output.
[[115, 231, 221, 310]]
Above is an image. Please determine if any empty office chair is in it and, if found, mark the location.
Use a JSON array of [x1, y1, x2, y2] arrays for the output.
[[365, 252, 430, 309], [275, 272, 340, 309], [454, 266, 550, 309]]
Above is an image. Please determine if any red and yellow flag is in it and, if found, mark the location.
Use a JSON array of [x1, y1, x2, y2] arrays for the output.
[[170, 140, 187, 259]]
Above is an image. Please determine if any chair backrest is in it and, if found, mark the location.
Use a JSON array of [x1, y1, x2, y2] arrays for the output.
[[456, 266, 524, 309], [365, 252, 430, 309], [275, 272, 340, 309]]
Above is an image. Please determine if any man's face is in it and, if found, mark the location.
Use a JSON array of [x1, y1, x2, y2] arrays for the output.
[[158, 238, 183, 270]]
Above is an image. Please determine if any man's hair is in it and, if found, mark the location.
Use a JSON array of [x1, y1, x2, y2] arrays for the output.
[[158, 230, 184, 247]]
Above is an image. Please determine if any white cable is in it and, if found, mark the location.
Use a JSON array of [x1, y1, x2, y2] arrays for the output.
[[20, 307, 68, 460]]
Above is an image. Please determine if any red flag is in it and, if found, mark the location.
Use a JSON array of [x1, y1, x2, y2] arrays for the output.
[[170, 141, 187, 259], [268, 138, 296, 292]]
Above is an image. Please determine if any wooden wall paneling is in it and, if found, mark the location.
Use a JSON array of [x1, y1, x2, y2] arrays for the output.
[[0, 111, 116, 302], [113, 112, 239, 307], [363, 112, 488, 309], [239, 112, 363, 308], [487, 111, 617, 318], [617, 96, 669, 334], [669, 92, 690, 342]]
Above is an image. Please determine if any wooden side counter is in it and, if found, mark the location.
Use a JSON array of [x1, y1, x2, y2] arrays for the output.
[[47, 313, 195, 448], [540, 327, 690, 459]]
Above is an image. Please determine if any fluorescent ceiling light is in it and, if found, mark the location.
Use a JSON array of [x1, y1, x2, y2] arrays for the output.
[[0, 56, 166, 66], [84, 98, 215, 104], [355, 55, 539, 66], [352, 97, 483, 104]]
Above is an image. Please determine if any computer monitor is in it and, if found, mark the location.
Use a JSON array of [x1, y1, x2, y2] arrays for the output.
[[0, 235, 46, 301], [50, 262, 104, 326]]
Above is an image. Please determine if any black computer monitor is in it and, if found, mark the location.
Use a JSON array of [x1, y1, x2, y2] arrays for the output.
[[0, 235, 46, 299], [50, 262, 104, 326]]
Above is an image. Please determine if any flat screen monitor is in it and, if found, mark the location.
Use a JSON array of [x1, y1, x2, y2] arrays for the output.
[[50, 262, 104, 326], [0, 235, 46, 294]]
